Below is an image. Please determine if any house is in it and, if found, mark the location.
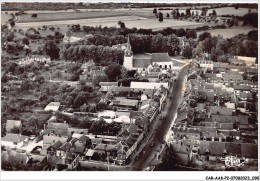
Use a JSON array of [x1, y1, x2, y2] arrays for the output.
[[207, 106, 233, 116], [110, 98, 139, 111], [43, 122, 69, 147], [49, 152, 79, 171], [6, 120, 22, 133], [44, 102, 61, 111], [19, 55, 51, 66], [80, 60, 95, 73], [2, 133, 28, 149], [199, 60, 213, 70], [1, 150, 30, 166], [99, 82, 118, 92]]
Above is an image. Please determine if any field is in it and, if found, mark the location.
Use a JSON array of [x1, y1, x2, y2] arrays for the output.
[[1, 13, 11, 25], [18, 10, 126, 23], [16, 15, 204, 31], [201, 27, 258, 38]]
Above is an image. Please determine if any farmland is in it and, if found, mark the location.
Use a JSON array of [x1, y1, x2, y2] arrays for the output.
[[200, 27, 258, 38], [16, 15, 204, 31], [18, 10, 126, 23], [1, 13, 11, 25]]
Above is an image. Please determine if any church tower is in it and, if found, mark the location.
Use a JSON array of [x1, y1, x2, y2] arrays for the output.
[[123, 35, 133, 70]]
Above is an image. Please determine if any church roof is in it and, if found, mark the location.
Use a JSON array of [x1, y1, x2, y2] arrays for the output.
[[151, 53, 172, 63], [133, 58, 151, 68]]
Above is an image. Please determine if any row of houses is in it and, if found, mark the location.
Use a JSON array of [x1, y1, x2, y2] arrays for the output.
[[169, 60, 258, 170]]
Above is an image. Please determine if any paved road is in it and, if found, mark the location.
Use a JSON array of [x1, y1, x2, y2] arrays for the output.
[[131, 64, 189, 171]]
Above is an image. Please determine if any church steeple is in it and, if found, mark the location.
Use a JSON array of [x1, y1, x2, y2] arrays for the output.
[[125, 35, 133, 56], [123, 35, 133, 70]]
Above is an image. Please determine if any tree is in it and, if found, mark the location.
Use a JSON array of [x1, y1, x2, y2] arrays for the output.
[[186, 8, 191, 17], [20, 80, 32, 92], [201, 7, 208, 16], [186, 29, 197, 39], [118, 21, 126, 29], [10, 21, 15, 27], [153, 8, 157, 14], [31, 13, 37, 18], [198, 32, 211, 41], [212, 10, 217, 16], [182, 46, 193, 59], [243, 13, 258, 28], [22, 37, 29, 45], [34, 75, 45, 84], [105, 63, 121, 81], [159, 12, 163, 22], [43, 41, 60, 60], [92, 74, 109, 86]]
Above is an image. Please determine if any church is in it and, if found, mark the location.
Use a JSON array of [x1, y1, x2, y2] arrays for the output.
[[122, 36, 180, 74]]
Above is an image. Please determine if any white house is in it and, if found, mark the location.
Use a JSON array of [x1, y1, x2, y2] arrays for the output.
[[200, 60, 213, 70], [1, 133, 28, 149]]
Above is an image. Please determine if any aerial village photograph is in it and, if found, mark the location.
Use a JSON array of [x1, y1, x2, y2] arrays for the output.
[[0, 1, 259, 179]]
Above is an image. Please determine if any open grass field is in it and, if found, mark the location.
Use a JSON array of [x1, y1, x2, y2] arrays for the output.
[[201, 26, 257, 38], [16, 15, 204, 31], [1, 13, 11, 25], [18, 10, 126, 23]]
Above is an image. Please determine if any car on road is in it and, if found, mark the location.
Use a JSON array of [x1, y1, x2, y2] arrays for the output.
[[150, 142, 155, 147]]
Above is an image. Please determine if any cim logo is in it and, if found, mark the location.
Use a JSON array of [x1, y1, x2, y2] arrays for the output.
[[220, 156, 244, 168]]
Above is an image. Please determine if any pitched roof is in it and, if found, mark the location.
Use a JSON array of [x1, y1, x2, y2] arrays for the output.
[[241, 143, 258, 159], [85, 149, 95, 157], [51, 140, 62, 150], [73, 144, 85, 153], [2, 133, 28, 143], [207, 106, 233, 116], [59, 142, 73, 152], [225, 142, 241, 156], [151, 53, 172, 63], [94, 143, 117, 151], [78, 135, 89, 143], [129, 111, 142, 119], [233, 85, 252, 91], [44, 122, 69, 136], [44, 102, 61, 111], [99, 82, 118, 86], [133, 58, 151, 68], [218, 123, 234, 130], [200, 141, 226, 156]]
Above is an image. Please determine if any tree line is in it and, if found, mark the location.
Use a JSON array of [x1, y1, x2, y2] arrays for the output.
[[60, 33, 181, 64]]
